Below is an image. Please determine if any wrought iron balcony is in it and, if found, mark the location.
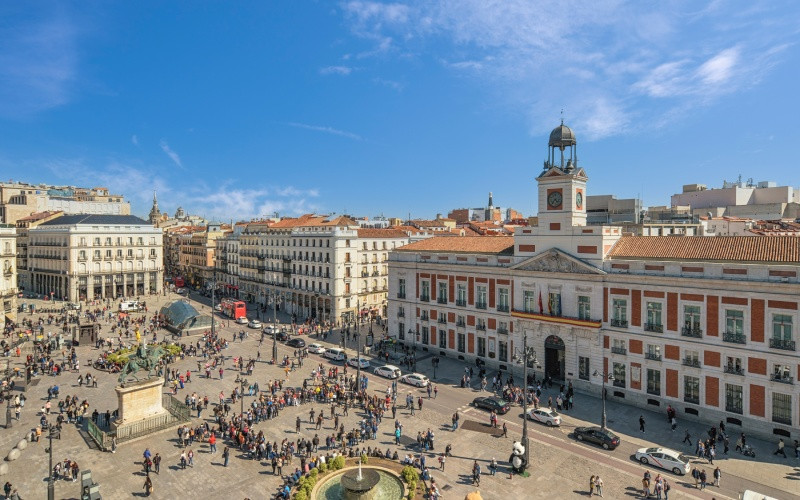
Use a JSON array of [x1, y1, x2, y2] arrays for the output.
[[723, 365, 745, 376], [397, 310, 405, 318], [456, 320, 466, 328], [476, 324, 486, 331], [497, 326, 508, 335], [644, 322, 663, 333], [455, 299, 467, 307], [682, 358, 701, 368], [420, 295, 430, 302], [496, 304, 509, 312], [610, 318, 628, 328], [476, 302, 487, 310], [722, 331, 746, 344], [420, 313, 429, 321], [645, 352, 662, 361], [683, 395, 700, 405], [770, 338, 796, 351], [681, 326, 703, 338], [437, 297, 448, 305], [396, 292, 406, 299], [771, 374, 794, 385], [611, 346, 627, 355]]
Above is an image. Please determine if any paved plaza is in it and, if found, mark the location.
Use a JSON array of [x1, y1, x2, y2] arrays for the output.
[[1, 292, 798, 499]]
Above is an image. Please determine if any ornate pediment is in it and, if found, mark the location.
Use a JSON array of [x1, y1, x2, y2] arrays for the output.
[[511, 248, 605, 275]]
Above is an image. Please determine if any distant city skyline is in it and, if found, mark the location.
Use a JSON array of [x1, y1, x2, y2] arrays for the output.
[[1, 2, 798, 222]]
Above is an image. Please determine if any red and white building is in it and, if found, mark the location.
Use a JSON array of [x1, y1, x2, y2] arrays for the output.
[[388, 123, 800, 440]]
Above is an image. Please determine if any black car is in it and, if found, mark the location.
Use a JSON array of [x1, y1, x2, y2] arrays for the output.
[[573, 426, 620, 450], [286, 338, 306, 348], [471, 396, 511, 414]]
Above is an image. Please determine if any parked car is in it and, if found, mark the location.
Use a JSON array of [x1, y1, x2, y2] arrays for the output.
[[324, 348, 346, 362], [471, 396, 511, 414], [347, 357, 370, 369], [307, 343, 326, 354], [400, 373, 429, 387], [286, 338, 306, 348], [213, 304, 222, 311], [526, 408, 561, 426], [573, 426, 620, 450], [274, 331, 289, 342], [635, 447, 690, 475], [248, 319, 262, 329], [373, 364, 402, 379], [235, 317, 248, 325]]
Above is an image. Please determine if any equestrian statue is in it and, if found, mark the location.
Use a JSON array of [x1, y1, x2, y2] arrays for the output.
[[117, 340, 166, 385]]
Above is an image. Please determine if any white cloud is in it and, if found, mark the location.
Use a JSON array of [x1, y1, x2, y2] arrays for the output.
[[287, 122, 363, 141], [339, 1, 795, 139], [320, 65, 353, 75], [131, 134, 139, 146], [372, 77, 404, 91], [159, 140, 183, 168]]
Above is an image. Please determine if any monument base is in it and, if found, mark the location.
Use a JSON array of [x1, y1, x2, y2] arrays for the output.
[[112, 377, 173, 441]]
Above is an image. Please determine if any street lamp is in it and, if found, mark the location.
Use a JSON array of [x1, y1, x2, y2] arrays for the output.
[[5, 394, 12, 429], [210, 273, 216, 338], [593, 370, 614, 430], [46, 426, 57, 500], [512, 333, 538, 475]]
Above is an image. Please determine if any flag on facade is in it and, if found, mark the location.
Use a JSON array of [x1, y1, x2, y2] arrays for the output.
[[538, 291, 543, 314]]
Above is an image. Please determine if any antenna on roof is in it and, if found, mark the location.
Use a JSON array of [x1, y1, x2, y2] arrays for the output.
[[560, 108, 565, 125]]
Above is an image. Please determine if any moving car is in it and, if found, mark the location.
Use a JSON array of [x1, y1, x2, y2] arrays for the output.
[[374, 364, 402, 379], [400, 373, 430, 387], [286, 338, 306, 348], [526, 408, 561, 426], [347, 357, 370, 369], [235, 317, 248, 325], [175, 288, 188, 295], [307, 343, 326, 354], [573, 426, 620, 450], [213, 304, 222, 311], [274, 331, 289, 342], [635, 447, 691, 475], [471, 396, 511, 414], [324, 348, 346, 362], [248, 319, 262, 329]]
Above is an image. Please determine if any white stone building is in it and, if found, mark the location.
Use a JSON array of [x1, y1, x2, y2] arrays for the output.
[[27, 214, 163, 301], [1, 224, 17, 329]]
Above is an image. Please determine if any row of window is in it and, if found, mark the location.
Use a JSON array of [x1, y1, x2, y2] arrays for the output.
[[405, 279, 511, 310], [78, 249, 157, 259], [584, 358, 793, 425], [397, 321, 509, 361]]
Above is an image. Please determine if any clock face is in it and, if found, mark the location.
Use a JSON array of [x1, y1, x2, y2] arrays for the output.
[[547, 190, 563, 208], [575, 192, 583, 209]]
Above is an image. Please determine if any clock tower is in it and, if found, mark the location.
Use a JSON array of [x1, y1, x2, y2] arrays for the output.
[[536, 121, 587, 231]]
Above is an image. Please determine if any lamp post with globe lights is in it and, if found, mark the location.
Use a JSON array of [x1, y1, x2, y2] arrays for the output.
[[512, 333, 538, 474], [593, 369, 614, 430]]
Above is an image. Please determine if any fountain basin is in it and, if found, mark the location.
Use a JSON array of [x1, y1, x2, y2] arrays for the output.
[[313, 465, 405, 500]]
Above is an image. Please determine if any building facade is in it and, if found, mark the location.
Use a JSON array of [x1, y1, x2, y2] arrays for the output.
[[0, 182, 129, 224], [14, 211, 64, 292], [388, 123, 800, 441], [27, 214, 163, 301], [1, 224, 17, 329]]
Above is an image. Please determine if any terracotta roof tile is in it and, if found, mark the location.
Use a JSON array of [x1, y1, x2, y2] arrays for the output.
[[608, 236, 800, 263], [396, 236, 514, 255]]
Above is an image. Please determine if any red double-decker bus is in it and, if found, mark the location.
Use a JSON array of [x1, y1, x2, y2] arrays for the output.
[[220, 298, 247, 319], [173, 276, 185, 288]]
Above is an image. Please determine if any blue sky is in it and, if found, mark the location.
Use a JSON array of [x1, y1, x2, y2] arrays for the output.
[[1, 1, 799, 221]]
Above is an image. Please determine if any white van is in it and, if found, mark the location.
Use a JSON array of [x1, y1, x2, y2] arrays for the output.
[[119, 300, 142, 312], [324, 348, 346, 362]]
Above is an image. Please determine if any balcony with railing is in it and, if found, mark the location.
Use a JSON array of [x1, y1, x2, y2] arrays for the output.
[[682, 358, 701, 368], [397, 310, 405, 318], [683, 395, 700, 405], [512, 309, 602, 328], [455, 299, 467, 307], [496, 304, 509, 312], [456, 320, 466, 328], [420, 313, 429, 321], [769, 338, 796, 351], [722, 331, 746, 344], [771, 374, 794, 385], [610, 318, 628, 328], [681, 325, 703, 338], [476, 324, 486, 331], [396, 292, 406, 299], [610, 346, 626, 355], [723, 365, 745, 376], [476, 301, 488, 310], [644, 322, 663, 333], [437, 316, 447, 325], [437, 296, 448, 305], [497, 326, 509, 335], [420, 295, 430, 302], [644, 352, 662, 361]]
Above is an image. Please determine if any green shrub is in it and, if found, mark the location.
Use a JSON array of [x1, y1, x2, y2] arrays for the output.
[[360, 454, 368, 464], [293, 490, 308, 500], [401, 466, 419, 484], [318, 462, 327, 473], [309, 468, 318, 478], [331, 455, 346, 470]]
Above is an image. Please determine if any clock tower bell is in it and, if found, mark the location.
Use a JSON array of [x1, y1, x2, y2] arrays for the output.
[[536, 121, 587, 231]]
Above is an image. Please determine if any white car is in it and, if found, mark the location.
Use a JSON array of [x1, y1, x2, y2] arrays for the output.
[[374, 364, 402, 379], [526, 408, 561, 426], [235, 317, 248, 325], [213, 304, 222, 311], [307, 343, 326, 354], [248, 319, 262, 329], [635, 447, 691, 475], [401, 373, 429, 387], [347, 357, 371, 369], [324, 348, 346, 362]]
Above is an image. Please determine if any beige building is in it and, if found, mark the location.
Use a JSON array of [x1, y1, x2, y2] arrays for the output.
[[1, 224, 17, 329], [179, 223, 226, 288], [0, 182, 129, 224], [27, 214, 163, 301], [14, 211, 64, 292]]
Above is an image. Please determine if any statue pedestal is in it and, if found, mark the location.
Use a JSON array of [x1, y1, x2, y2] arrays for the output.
[[112, 377, 171, 441]]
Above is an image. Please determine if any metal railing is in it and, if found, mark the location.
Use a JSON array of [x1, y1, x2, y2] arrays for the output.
[[437, 297, 448, 304], [611, 318, 628, 328], [681, 326, 703, 338], [420, 295, 430, 302], [770, 338, 796, 351], [682, 358, 701, 368], [476, 324, 486, 331], [645, 352, 662, 361], [497, 327, 508, 335], [455, 299, 467, 307], [476, 302, 487, 310], [644, 323, 663, 333], [771, 375, 794, 385], [611, 346, 626, 355], [722, 331, 746, 344], [723, 365, 745, 375], [496, 304, 509, 312]]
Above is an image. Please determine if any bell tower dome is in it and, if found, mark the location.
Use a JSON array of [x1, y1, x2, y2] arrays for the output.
[[536, 121, 587, 231]]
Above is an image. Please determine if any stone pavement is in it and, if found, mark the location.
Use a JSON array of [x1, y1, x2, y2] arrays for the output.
[[0, 293, 796, 499]]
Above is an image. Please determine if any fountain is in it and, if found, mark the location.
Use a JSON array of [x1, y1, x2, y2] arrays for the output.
[[313, 460, 404, 500]]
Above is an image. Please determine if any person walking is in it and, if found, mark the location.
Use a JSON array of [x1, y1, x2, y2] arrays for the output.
[[683, 429, 692, 446], [699, 469, 707, 490], [209, 433, 216, 453], [589, 475, 595, 497], [774, 438, 787, 458], [501, 422, 508, 438], [691, 467, 699, 488], [438, 453, 445, 471], [594, 476, 603, 497], [153, 453, 161, 474], [222, 446, 230, 467], [639, 415, 645, 433], [713, 467, 721, 487], [143, 476, 153, 497]]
